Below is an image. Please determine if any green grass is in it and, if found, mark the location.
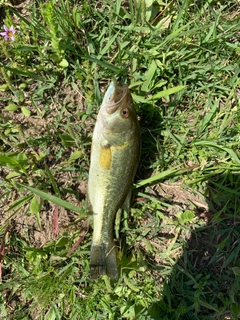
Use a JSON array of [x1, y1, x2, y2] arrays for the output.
[[0, 0, 240, 319]]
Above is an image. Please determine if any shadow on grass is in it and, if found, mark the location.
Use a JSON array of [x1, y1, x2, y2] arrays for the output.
[[148, 171, 240, 320]]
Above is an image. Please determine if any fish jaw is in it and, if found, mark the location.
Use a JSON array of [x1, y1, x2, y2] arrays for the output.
[[97, 80, 138, 137], [101, 80, 128, 115]]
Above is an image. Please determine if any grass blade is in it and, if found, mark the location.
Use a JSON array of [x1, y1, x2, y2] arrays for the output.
[[194, 141, 240, 164], [135, 167, 183, 188], [150, 85, 186, 100], [17, 183, 84, 215]]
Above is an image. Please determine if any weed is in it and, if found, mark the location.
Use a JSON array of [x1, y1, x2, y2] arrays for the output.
[[0, 0, 240, 319]]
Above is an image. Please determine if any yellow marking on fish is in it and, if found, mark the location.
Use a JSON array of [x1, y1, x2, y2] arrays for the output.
[[100, 145, 112, 169]]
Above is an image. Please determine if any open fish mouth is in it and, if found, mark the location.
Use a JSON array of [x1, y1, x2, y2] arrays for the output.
[[102, 80, 129, 114]]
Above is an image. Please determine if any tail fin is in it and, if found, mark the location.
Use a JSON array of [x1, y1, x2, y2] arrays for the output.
[[90, 243, 118, 280]]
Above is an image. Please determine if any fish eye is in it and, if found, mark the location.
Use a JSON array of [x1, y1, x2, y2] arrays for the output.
[[121, 108, 129, 118]]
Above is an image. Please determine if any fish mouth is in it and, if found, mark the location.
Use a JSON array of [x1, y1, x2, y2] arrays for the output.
[[102, 80, 130, 114]]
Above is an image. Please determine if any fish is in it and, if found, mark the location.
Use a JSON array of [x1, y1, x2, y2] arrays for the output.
[[87, 80, 141, 280]]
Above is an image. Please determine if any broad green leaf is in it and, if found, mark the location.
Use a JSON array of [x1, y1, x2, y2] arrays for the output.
[[0, 296, 7, 317], [16, 153, 28, 165], [5, 103, 19, 111], [154, 80, 168, 89], [30, 195, 41, 215], [5, 171, 21, 179], [21, 107, 31, 117], [232, 303, 240, 317], [19, 83, 27, 90], [0, 84, 9, 91], [60, 134, 75, 147], [44, 307, 56, 320], [131, 93, 151, 104], [0, 155, 22, 169], [176, 210, 195, 225], [129, 81, 144, 89], [56, 236, 71, 247], [30, 196, 42, 228], [15, 90, 25, 102], [232, 267, 240, 276], [59, 59, 69, 68], [69, 150, 82, 162]]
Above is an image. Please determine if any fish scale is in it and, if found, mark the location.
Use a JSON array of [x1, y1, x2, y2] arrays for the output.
[[87, 80, 141, 279]]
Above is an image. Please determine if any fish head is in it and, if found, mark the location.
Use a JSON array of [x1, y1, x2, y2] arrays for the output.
[[99, 80, 139, 134]]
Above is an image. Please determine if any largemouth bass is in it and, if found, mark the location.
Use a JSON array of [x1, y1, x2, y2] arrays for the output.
[[87, 80, 141, 279]]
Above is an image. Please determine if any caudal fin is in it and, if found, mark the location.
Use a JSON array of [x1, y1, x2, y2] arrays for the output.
[[90, 243, 118, 280]]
